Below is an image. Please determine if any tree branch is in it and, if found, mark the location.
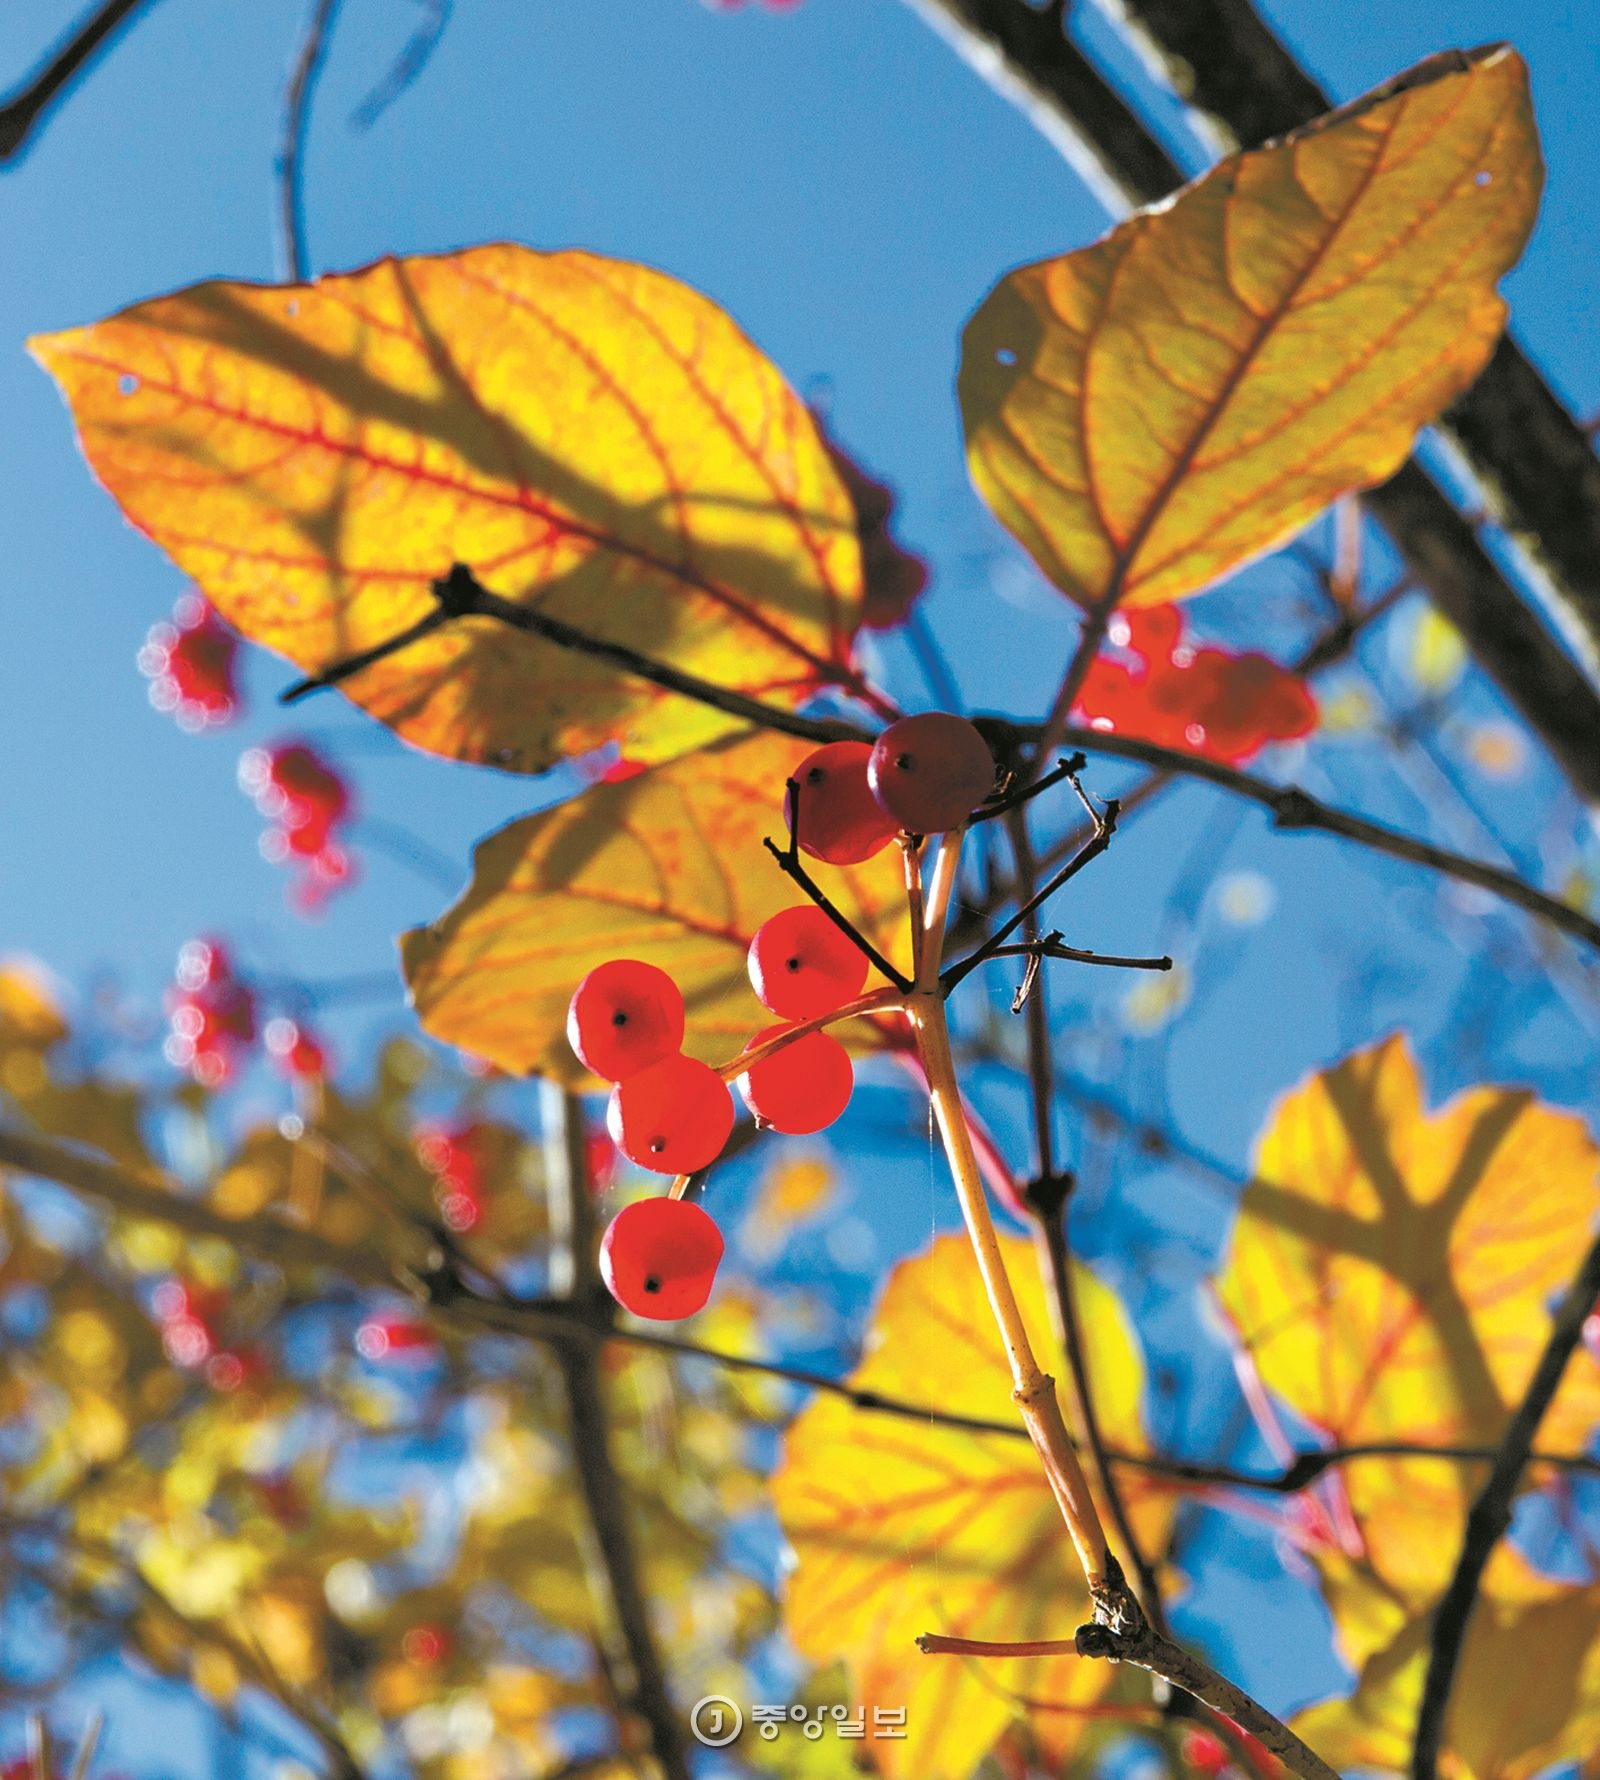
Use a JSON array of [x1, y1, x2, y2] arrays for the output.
[[280, 561, 884, 743], [1042, 724, 1600, 955], [540, 1090, 692, 1780], [1100, 0, 1600, 686], [1410, 1225, 1600, 1780], [0, 0, 158, 165], [277, 0, 341, 281], [898, 0, 1600, 806], [919, 1625, 1341, 1780]]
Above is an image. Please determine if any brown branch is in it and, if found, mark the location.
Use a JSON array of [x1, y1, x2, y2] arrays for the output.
[[277, 0, 341, 281], [1103, 0, 1600, 686], [12, 1122, 1599, 1492], [1040, 724, 1600, 955], [0, 0, 158, 165], [920, 1626, 1341, 1780], [1410, 1226, 1600, 1780], [281, 563, 877, 746], [899, 0, 1600, 806], [540, 1090, 691, 1780]]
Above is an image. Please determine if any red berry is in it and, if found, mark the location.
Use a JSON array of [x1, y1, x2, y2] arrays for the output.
[[356, 1314, 436, 1360], [240, 742, 357, 911], [784, 741, 899, 865], [748, 906, 868, 1021], [265, 1017, 327, 1080], [737, 1025, 854, 1134], [599, 1198, 725, 1320], [567, 959, 686, 1081], [867, 712, 996, 834], [606, 1054, 734, 1174], [1108, 604, 1183, 663], [139, 592, 241, 729]]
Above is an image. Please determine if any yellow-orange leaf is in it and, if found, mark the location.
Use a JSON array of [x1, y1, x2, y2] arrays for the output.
[[960, 47, 1540, 610], [1294, 1545, 1600, 1780], [1218, 1035, 1600, 1604], [773, 1233, 1170, 1780], [31, 246, 864, 772], [401, 730, 908, 1083]]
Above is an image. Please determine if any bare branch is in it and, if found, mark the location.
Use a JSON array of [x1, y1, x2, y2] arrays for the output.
[[278, 0, 342, 281], [1411, 1226, 1600, 1780], [281, 562, 879, 745], [541, 1090, 692, 1780], [0, 0, 158, 166]]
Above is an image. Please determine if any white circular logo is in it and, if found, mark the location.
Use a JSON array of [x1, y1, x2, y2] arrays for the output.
[[690, 1695, 743, 1747]]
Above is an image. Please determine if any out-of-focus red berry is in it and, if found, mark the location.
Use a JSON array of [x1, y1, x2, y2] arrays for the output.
[[139, 592, 241, 730], [567, 960, 686, 1082], [1076, 609, 1316, 765], [415, 1121, 491, 1232], [166, 938, 257, 1085], [748, 906, 868, 1021], [868, 712, 997, 834], [737, 1025, 854, 1134], [599, 1198, 725, 1320], [1181, 1728, 1229, 1777], [586, 1128, 620, 1193], [607, 1054, 734, 1175], [402, 1623, 452, 1666], [356, 1313, 437, 1361], [265, 1016, 327, 1081], [240, 741, 357, 912], [784, 741, 899, 865]]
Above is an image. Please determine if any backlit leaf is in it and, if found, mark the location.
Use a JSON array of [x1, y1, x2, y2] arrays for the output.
[[401, 729, 909, 1083], [1217, 1035, 1600, 1604], [773, 1232, 1171, 1780], [1294, 1544, 1600, 1780], [31, 245, 865, 773], [960, 48, 1539, 610]]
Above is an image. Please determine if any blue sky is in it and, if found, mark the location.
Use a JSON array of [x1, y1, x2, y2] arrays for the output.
[[3, 0, 1599, 1772]]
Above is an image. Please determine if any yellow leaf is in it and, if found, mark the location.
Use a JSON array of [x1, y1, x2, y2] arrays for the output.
[[0, 955, 68, 1050], [31, 245, 865, 773], [773, 1232, 1170, 1780], [960, 48, 1539, 610], [402, 729, 909, 1082], [1294, 1545, 1600, 1780], [1218, 1035, 1600, 1604]]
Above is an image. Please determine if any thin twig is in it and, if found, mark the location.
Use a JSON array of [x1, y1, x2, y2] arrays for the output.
[[943, 781, 1119, 989], [1410, 1226, 1600, 1780], [982, 936, 1173, 973], [764, 778, 912, 991], [0, 0, 157, 165], [918, 1627, 1340, 1780], [280, 562, 886, 740], [1044, 725, 1600, 955], [277, 0, 342, 281]]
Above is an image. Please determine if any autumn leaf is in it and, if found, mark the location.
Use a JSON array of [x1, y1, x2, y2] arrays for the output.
[[1217, 1034, 1600, 1606], [402, 729, 909, 1083], [31, 244, 866, 773], [1293, 1543, 1600, 1780], [773, 1232, 1171, 1780], [960, 46, 1540, 610]]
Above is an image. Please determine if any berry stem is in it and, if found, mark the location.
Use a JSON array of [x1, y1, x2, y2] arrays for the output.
[[715, 986, 909, 1080], [918, 828, 965, 991], [909, 974, 1117, 1605], [898, 835, 927, 984]]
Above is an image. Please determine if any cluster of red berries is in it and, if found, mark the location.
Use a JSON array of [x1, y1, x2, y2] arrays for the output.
[[138, 592, 241, 730], [1074, 606, 1316, 766], [415, 1121, 489, 1233], [239, 741, 356, 912], [573, 712, 999, 1322], [151, 1278, 266, 1392], [165, 938, 257, 1085], [165, 940, 328, 1087]]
